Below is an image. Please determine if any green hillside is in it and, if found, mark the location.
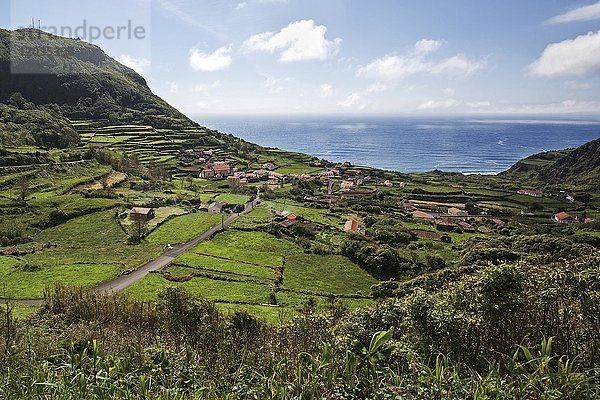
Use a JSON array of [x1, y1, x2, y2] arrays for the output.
[[502, 138, 600, 189]]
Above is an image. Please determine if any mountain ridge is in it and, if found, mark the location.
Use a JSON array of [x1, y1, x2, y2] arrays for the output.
[[0, 28, 191, 127], [501, 137, 600, 188]]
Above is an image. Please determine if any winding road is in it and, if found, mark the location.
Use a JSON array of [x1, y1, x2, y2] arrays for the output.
[[1, 197, 260, 305]]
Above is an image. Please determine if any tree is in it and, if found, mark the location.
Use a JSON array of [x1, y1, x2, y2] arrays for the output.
[[16, 177, 29, 202], [130, 219, 149, 244]]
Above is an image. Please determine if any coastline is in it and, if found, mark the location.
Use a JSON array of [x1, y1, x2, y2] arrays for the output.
[[195, 115, 600, 175]]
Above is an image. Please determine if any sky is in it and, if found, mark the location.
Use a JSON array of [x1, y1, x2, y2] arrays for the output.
[[3, 0, 600, 116]]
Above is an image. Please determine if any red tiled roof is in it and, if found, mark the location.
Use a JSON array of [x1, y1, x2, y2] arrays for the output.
[[287, 214, 297, 220], [413, 211, 434, 219], [212, 165, 231, 172], [555, 212, 572, 220], [131, 207, 153, 215]]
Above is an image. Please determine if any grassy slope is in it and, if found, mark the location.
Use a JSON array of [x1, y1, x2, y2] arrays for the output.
[[145, 212, 223, 244]]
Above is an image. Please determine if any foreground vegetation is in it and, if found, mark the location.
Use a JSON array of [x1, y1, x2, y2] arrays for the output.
[[1, 247, 599, 399]]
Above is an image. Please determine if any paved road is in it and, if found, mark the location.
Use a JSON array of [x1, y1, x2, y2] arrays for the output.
[[1, 197, 260, 305]]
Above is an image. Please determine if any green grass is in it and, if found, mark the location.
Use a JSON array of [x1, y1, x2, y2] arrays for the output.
[[124, 206, 187, 233], [0, 303, 40, 319], [145, 212, 223, 244], [275, 164, 323, 175], [0, 256, 122, 299], [283, 254, 377, 296], [228, 206, 273, 229], [126, 273, 272, 304], [263, 200, 342, 227], [175, 253, 276, 280], [191, 230, 302, 268], [8, 210, 164, 299], [213, 193, 250, 205]]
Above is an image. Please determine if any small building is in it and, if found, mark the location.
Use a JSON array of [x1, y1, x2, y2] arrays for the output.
[[211, 164, 232, 179], [208, 202, 224, 214], [269, 171, 284, 180], [478, 226, 493, 234], [262, 162, 276, 171], [344, 219, 360, 233], [491, 218, 505, 226], [448, 207, 468, 217], [413, 210, 435, 221], [518, 189, 543, 198], [201, 169, 215, 179], [458, 221, 476, 233], [254, 169, 270, 179], [584, 218, 595, 224], [201, 164, 232, 179], [341, 180, 354, 190], [227, 176, 241, 185], [554, 212, 577, 224], [130, 207, 156, 220], [436, 221, 455, 232], [403, 203, 417, 212], [320, 169, 339, 178], [383, 180, 394, 187]]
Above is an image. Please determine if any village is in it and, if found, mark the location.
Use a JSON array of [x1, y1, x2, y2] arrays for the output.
[[122, 145, 596, 243]]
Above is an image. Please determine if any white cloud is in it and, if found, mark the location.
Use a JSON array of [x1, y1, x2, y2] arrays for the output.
[[414, 39, 444, 55], [235, 2, 247, 10], [418, 99, 459, 110], [357, 54, 424, 81], [243, 20, 342, 62], [117, 55, 151, 75], [430, 55, 485, 76], [189, 45, 233, 72], [444, 87, 456, 96], [169, 82, 179, 93], [191, 81, 223, 94], [530, 30, 600, 77], [466, 101, 491, 109], [263, 75, 293, 94], [478, 99, 600, 114], [320, 83, 333, 97], [357, 39, 485, 81], [338, 93, 365, 109], [547, 1, 600, 24], [364, 82, 390, 94]]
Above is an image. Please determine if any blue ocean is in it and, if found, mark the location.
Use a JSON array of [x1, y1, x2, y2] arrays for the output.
[[196, 116, 600, 174]]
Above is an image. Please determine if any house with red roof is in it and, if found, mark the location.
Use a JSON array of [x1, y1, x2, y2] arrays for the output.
[[202, 163, 232, 179], [130, 207, 156, 221], [448, 207, 468, 217], [413, 210, 435, 220], [554, 211, 577, 224]]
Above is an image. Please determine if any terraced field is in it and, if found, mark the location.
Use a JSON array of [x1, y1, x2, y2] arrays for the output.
[[127, 227, 377, 317]]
